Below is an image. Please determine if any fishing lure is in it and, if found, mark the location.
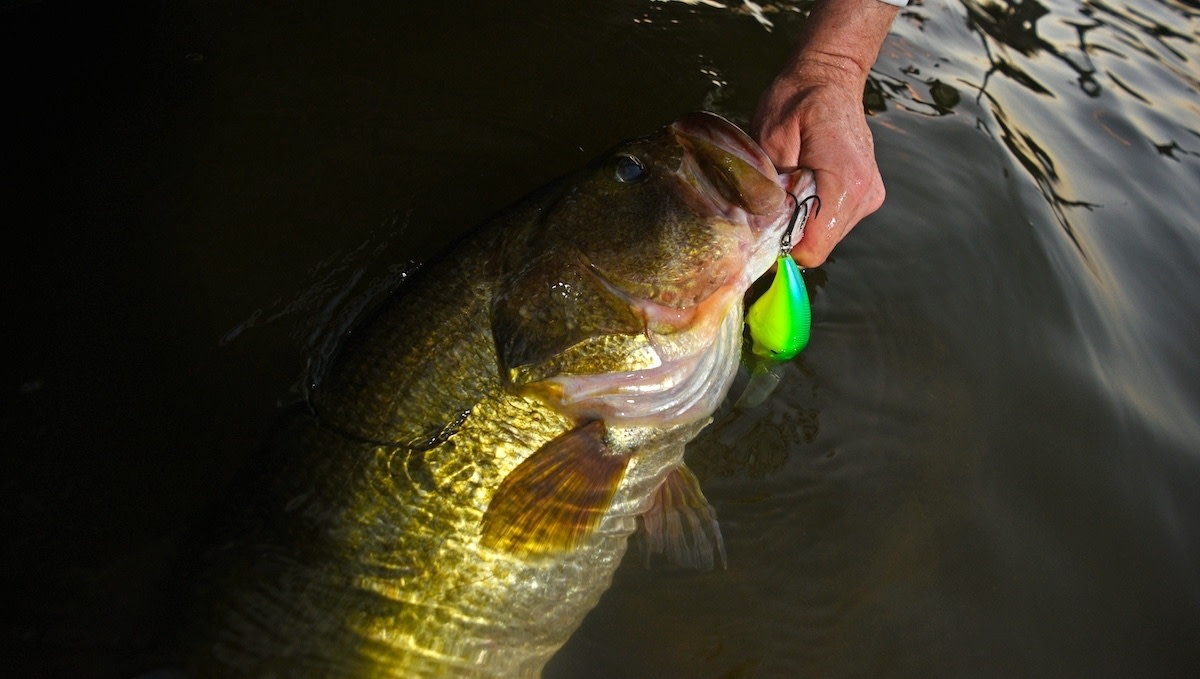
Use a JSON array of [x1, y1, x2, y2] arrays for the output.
[[746, 193, 819, 360]]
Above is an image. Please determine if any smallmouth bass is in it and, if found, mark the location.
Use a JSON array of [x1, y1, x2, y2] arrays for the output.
[[179, 112, 815, 677]]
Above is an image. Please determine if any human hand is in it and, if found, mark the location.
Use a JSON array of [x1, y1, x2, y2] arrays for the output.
[[752, 64, 885, 269], [750, 0, 898, 268]]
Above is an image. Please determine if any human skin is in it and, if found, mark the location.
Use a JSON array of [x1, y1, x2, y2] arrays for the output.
[[752, 0, 901, 268]]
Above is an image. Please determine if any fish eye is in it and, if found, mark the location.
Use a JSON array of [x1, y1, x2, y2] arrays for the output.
[[614, 154, 647, 183]]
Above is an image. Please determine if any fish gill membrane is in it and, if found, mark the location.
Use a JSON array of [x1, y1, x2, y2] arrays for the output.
[[159, 112, 814, 678]]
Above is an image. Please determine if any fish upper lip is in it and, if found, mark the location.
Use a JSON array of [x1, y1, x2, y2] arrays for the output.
[[669, 112, 778, 181], [669, 112, 792, 247], [667, 112, 810, 289]]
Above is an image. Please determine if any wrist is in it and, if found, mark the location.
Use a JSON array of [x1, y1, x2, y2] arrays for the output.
[[782, 52, 873, 92]]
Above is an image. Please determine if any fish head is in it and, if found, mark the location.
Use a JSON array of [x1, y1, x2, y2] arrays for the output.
[[493, 112, 814, 426], [553, 111, 810, 323]]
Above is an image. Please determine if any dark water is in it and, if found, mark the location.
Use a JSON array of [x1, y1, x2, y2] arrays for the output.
[[5, 0, 1199, 676]]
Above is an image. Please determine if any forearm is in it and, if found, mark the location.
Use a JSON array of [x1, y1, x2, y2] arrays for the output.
[[781, 0, 900, 89]]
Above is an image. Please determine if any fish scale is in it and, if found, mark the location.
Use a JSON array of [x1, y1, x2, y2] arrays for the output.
[[176, 112, 813, 677]]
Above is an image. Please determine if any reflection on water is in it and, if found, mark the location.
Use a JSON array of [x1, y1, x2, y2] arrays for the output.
[[553, 0, 1200, 676], [5, 0, 1200, 676]]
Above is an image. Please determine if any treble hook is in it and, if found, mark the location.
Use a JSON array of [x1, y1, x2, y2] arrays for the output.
[[779, 193, 821, 255], [746, 190, 819, 362]]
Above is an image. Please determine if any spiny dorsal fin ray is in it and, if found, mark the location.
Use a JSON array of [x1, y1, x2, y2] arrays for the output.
[[481, 421, 629, 555]]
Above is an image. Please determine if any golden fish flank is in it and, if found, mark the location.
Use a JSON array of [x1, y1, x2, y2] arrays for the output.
[[182, 112, 816, 678]]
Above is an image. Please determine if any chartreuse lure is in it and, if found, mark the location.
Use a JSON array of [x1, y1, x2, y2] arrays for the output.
[[746, 253, 809, 359], [746, 193, 819, 361]]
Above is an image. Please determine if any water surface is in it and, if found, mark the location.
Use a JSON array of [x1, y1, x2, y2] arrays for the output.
[[4, 0, 1199, 676]]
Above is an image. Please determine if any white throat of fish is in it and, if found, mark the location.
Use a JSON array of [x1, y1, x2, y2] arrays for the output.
[[530, 238, 777, 428], [532, 303, 744, 428]]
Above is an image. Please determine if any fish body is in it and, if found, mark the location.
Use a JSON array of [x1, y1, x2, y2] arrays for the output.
[[181, 112, 814, 677]]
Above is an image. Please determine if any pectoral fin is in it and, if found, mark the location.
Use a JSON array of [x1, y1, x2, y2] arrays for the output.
[[481, 421, 629, 556], [636, 463, 727, 571]]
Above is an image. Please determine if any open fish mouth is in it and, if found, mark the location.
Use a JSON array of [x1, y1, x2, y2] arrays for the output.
[[527, 114, 813, 428], [670, 111, 785, 217], [671, 111, 817, 266], [609, 113, 814, 329]]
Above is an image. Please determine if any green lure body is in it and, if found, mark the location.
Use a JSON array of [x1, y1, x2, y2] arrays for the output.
[[746, 253, 810, 360]]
